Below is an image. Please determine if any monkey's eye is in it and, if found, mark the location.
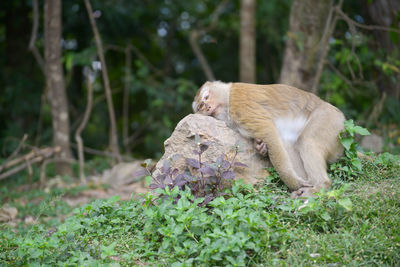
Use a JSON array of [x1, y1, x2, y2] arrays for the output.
[[198, 102, 204, 110], [204, 95, 209, 100]]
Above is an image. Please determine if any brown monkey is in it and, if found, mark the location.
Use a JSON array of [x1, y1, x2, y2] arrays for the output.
[[192, 81, 345, 198]]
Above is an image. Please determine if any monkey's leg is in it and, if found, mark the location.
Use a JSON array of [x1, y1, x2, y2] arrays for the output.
[[250, 123, 311, 190], [293, 106, 344, 197], [291, 144, 329, 198], [255, 139, 308, 187], [284, 143, 307, 180]]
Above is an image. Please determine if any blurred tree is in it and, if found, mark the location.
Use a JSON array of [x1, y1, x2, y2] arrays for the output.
[[280, 0, 339, 92], [364, 0, 400, 100], [0, 1, 43, 155], [239, 0, 256, 83], [44, 0, 73, 176], [2, 0, 398, 164]]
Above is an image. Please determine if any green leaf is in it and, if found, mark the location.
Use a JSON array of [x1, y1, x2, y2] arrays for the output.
[[321, 212, 331, 221], [340, 137, 353, 151], [351, 158, 362, 171], [344, 120, 355, 131], [338, 198, 353, 211], [108, 195, 121, 203], [353, 126, 370, 136], [65, 53, 74, 71], [101, 242, 117, 259]]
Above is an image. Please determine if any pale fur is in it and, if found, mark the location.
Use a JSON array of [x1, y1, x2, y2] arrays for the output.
[[274, 116, 307, 144], [192, 81, 345, 198]]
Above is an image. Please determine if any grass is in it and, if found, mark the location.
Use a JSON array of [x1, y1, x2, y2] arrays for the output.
[[0, 154, 399, 266], [282, 178, 400, 266]]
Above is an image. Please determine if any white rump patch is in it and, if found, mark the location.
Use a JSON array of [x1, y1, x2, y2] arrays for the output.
[[274, 116, 307, 143]]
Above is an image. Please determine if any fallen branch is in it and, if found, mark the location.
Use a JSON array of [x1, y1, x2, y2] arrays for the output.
[[0, 157, 44, 181], [40, 158, 77, 185], [1, 134, 28, 170], [0, 146, 61, 181], [0, 146, 60, 173]]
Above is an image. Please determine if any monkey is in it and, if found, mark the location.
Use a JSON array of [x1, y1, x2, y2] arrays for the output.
[[192, 81, 345, 198]]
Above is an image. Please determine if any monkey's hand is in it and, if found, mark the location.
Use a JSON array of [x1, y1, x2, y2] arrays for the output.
[[290, 187, 319, 199], [254, 138, 268, 156]]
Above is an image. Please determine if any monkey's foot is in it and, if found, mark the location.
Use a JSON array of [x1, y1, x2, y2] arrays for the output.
[[254, 138, 268, 156], [290, 187, 319, 199]]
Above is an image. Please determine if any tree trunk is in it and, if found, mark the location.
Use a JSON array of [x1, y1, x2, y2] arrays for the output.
[[365, 0, 400, 100], [44, 0, 73, 176], [239, 0, 256, 83], [279, 0, 334, 92]]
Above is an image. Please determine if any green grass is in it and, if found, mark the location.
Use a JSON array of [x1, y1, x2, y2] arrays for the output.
[[0, 154, 399, 266]]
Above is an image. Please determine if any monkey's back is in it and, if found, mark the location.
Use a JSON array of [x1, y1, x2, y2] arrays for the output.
[[229, 83, 322, 123]]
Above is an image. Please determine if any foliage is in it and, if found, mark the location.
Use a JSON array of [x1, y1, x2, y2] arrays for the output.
[[2, 158, 400, 266], [138, 134, 247, 206], [1, 134, 399, 265], [330, 119, 370, 181], [320, 2, 400, 131]]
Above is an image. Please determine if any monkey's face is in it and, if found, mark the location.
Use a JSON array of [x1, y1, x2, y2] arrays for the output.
[[192, 81, 231, 121], [192, 86, 218, 117]]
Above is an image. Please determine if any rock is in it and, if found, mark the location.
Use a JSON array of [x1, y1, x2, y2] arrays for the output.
[[0, 204, 18, 222], [361, 133, 383, 153], [97, 162, 145, 189], [153, 114, 271, 185]]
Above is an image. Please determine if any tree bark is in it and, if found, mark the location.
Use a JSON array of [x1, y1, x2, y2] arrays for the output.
[[44, 0, 73, 176], [279, 0, 334, 92], [239, 0, 256, 83]]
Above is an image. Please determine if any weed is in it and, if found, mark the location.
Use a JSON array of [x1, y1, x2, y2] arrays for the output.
[[330, 119, 370, 182], [137, 134, 247, 206]]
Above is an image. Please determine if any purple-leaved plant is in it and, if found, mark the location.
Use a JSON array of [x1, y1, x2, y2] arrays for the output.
[[134, 134, 247, 206]]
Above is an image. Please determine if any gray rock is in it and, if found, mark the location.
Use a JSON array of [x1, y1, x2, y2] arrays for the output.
[[98, 162, 144, 188], [153, 114, 271, 185], [361, 133, 383, 153]]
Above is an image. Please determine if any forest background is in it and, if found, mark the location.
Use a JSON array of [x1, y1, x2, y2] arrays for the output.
[[0, 0, 399, 180]]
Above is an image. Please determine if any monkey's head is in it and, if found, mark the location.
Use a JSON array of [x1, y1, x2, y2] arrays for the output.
[[192, 81, 231, 121]]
